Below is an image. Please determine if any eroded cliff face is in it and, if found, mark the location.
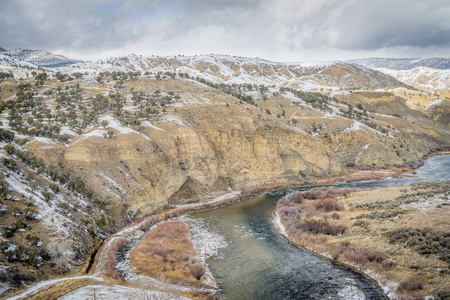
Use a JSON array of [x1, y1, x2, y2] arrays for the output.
[[27, 99, 343, 221], [325, 92, 450, 166], [20, 75, 450, 222]]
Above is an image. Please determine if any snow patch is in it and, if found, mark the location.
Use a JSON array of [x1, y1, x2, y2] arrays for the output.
[[356, 144, 370, 163], [58, 284, 190, 300], [178, 216, 228, 260], [336, 278, 366, 300]]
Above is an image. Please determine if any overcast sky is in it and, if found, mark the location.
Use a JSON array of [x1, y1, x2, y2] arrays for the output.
[[1, 0, 450, 62]]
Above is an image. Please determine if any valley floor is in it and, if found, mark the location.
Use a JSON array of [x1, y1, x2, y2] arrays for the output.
[[5, 170, 398, 299], [7, 167, 450, 299]]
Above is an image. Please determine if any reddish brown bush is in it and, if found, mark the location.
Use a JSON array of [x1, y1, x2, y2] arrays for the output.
[[300, 219, 347, 236], [342, 173, 386, 183], [365, 251, 384, 263], [138, 217, 159, 231], [288, 191, 304, 203], [302, 189, 322, 200], [189, 261, 206, 280], [102, 237, 127, 278], [279, 204, 300, 218], [301, 187, 354, 200], [397, 279, 423, 292], [303, 205, 319, 218], [315, 198, 344, 212], [381, 259, 396, 270], [343, 249, 368, 265], [153, 246, 174, 257], [331, 212, 341, 219], [330, 245, 346, 260]]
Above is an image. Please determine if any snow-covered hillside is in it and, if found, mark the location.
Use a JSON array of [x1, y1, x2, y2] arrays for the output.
[[347, 57, 450, 70], [378, 67, 450, 92], [58, 54, 406, 90], [3, 48, 81, 68], [0, 54, 45, 80], [1, 46, 448, 93], [0, 54, 38, 68]]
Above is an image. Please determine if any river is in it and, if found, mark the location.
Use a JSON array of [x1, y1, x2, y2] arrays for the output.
[[191, 155, 450, 300]]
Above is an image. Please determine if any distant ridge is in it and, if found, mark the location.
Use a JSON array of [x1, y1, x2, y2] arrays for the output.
[[346, 57, 450, 70], [3, 48, 81, 68], [2, 47, 450, 71]]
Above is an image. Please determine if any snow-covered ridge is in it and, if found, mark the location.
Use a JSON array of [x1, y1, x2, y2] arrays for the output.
[[0, 54, 39, 68], [1, 47, 447, 93], [378, 66, 450, 92], [3, 48, 81, 68], [55, 54, 406, 90], [347, 57, 450, 70]]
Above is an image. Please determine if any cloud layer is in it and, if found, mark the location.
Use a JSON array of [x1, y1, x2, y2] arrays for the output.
[[1, 0, 449, 61]]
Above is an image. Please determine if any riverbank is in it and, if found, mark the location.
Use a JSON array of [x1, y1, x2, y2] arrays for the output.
[[4, 169, 409, 299], [275, 181, 450, 300], [422, 147, 450, 160], [273, 212, 390, 300]]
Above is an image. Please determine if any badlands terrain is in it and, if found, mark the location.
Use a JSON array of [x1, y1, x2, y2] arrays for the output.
[[0, 48, 449, 299]]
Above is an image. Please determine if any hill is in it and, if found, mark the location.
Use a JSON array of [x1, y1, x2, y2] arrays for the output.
[[347, 57, 450, 70]]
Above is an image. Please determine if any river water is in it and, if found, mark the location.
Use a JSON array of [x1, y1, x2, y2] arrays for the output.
[[191, 155, 450, 300]]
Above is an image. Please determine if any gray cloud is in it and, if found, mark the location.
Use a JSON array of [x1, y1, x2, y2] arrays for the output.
[[0, 0, 449, 61]]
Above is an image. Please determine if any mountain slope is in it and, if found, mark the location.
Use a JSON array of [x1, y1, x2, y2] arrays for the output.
[[282, 63, 407, 90], [347, 57, 450, 70], [61, 54, 408, 90], [377, 66, 450, 92], [4, 48, 81, 68], [0, 54, 39, 68]]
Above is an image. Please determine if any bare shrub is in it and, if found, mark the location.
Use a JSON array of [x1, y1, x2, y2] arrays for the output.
[[330, 245, 346, 260], [331, 212, 340, 219], [153, 246, 174, 257], [302, 189, 321, 200], [288, 191, 304, 203], [189, 261, 205, 280], [104, 237, 127, 278], [343, 173, 386, 183], [303, 206, 319, 219], [47, 239, 75, 274], [0, 268, 36, 287], [381, 259, 396, 270], [302, 187, 355, 200], [343, 249, 368, 265], [138, 217, 159, 231], [385, 228, 450, 264], [397, 279, 423, 292], [315, 198, 343, 212], [279, 205, 300, 218], [366, 251, 383, 263], [300, 219, 347, 236], [435, 289, 450, 300]]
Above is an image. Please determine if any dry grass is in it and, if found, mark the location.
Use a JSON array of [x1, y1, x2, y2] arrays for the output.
[[183, 290, 220, 300], [129, 221, 210, 287], [278, 181, 450, 299], [15, 278, 101, 300]]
